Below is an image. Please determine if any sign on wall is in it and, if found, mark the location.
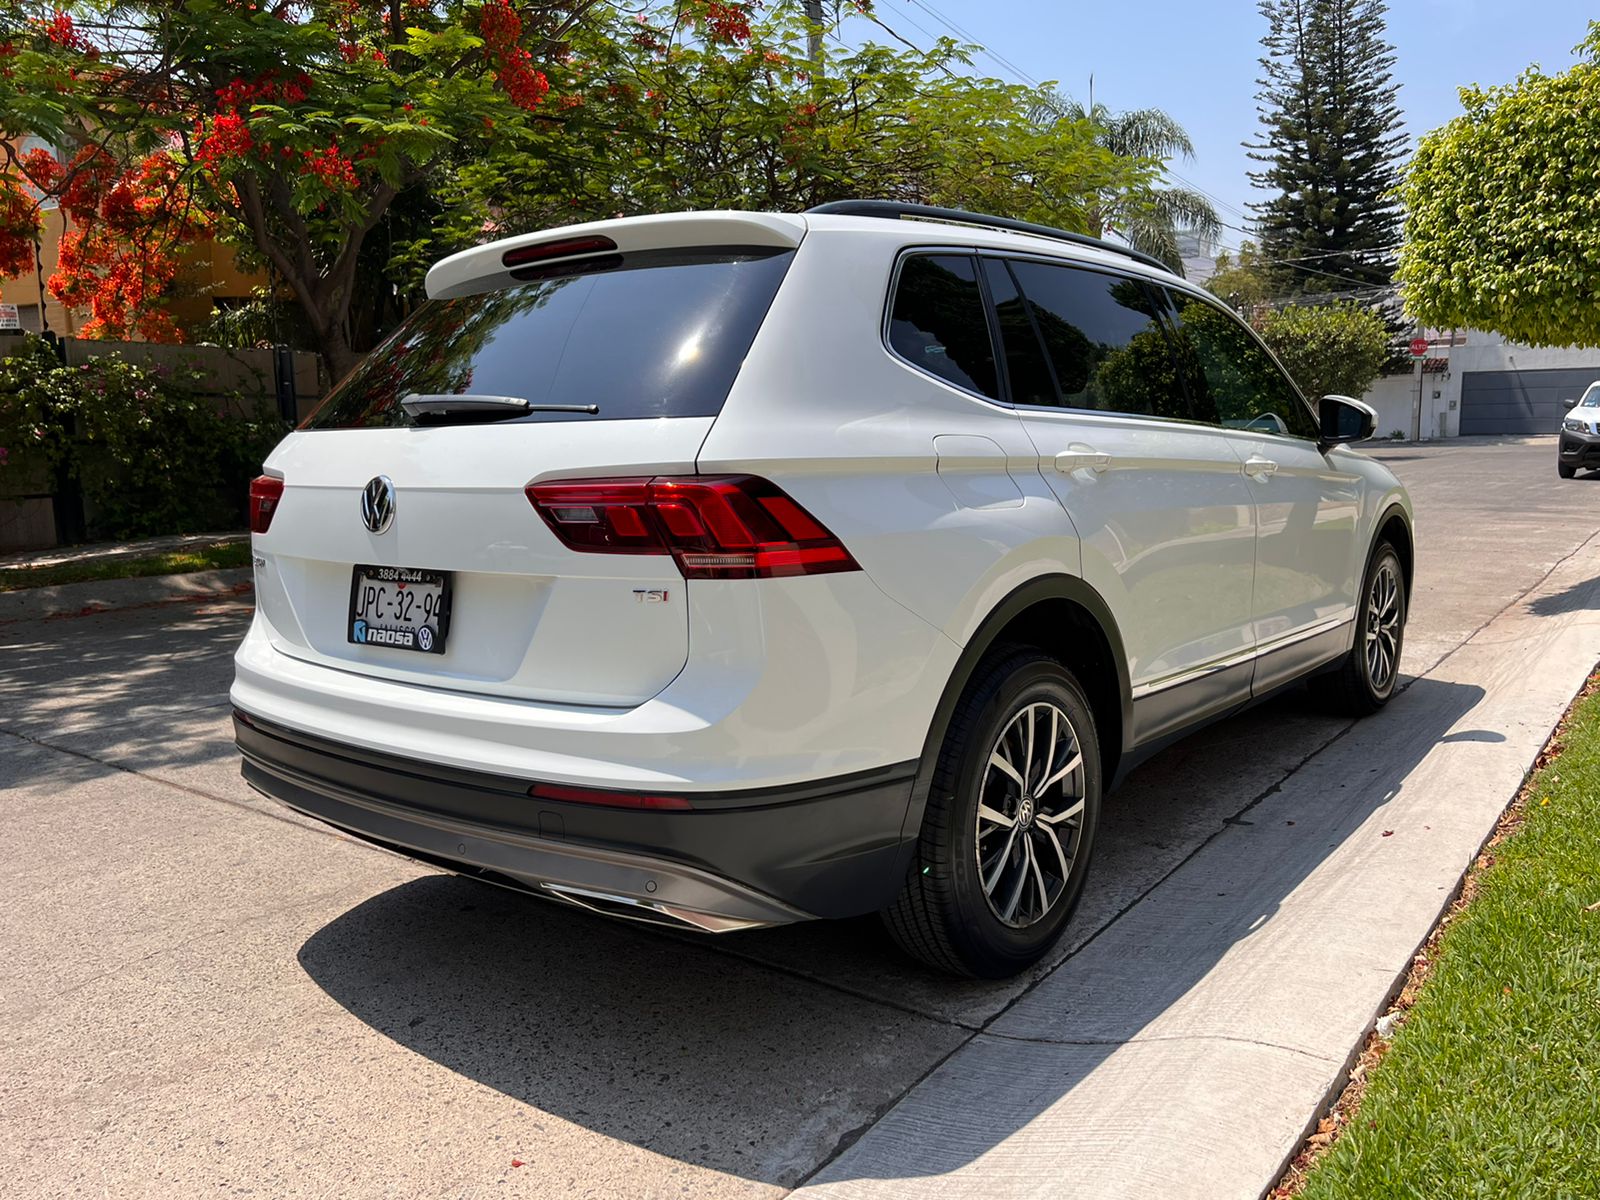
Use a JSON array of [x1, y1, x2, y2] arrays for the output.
[[0, 304, 20, 331]]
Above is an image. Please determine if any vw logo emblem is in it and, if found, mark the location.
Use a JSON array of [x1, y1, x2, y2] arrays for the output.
[[361, 475, 395, 534]]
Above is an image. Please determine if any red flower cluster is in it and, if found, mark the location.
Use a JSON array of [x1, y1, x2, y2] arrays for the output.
[[0, 182, 39, 278], [47, 149, 201, 343], [216, 73, 313, 108], [42, 10, 89, 51], [299, 145, 360, 191], [479, 0, 550, 112], [699, 1, 752, 43], [195, 112, 254, 168]]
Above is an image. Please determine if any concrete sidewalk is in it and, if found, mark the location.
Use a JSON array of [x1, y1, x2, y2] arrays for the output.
[[797, 533, 1600, 1199]]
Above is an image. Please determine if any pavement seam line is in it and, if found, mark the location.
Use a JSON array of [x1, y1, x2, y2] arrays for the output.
[[978, 1029, 1342, 1064]]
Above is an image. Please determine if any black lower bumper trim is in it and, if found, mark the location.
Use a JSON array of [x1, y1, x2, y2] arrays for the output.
[[234, 711, 919, 923]]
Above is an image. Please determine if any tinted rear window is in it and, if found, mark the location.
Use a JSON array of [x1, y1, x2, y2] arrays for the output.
[[887, 254, 1000, 401], [304, 248, 794, 429]]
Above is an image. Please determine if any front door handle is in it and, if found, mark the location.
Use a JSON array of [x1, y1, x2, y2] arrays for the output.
[[1054, 451, 1112, 475], [1242, 455, 1278, 480]]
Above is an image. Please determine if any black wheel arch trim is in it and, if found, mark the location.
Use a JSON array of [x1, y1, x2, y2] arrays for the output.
[[899, 574, 1132, 845], [1374, 500, 1415, 594]]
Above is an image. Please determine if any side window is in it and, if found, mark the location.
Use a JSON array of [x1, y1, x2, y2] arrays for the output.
[[887, 254, 1000, 401], [980, 258, 1057, 407], [1164, 290, 1320, 439], [1006, 260, 1189, 420]]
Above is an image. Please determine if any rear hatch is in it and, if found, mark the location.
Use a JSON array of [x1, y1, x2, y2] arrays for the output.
[[252, 214, 802, 707]]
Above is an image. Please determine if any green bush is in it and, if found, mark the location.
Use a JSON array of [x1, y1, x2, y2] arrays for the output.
[[0, 336, 286, 540], [1254, 303, 1392, 402]]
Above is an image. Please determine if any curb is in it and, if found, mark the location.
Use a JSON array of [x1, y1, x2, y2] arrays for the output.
[[0, 567, 255, 622]]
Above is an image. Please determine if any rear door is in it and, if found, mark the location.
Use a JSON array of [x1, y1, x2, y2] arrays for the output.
[[253, 246, 795, 707], [989, 256, 1259, 735], [1160, 288, 1363, 692]]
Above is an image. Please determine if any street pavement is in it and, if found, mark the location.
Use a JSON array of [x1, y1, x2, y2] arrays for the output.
[[2, 435, 1596, 1199]]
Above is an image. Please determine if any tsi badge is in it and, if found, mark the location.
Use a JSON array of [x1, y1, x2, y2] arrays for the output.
[[633, 589, 670, 604]]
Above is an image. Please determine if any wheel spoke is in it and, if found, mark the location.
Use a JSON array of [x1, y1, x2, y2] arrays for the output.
[[988, 751, 1024, 789], [1038, 752, 1083, 794], [1037, 796, 1086, 827], [977, 802, 1015, 829], [1038, 820, 1071, 880], [1026, 834, 1049, 918], [983, 823, 1019, 894], [1001, 841, 1029, 922], [1023, 706, 1036, 793]]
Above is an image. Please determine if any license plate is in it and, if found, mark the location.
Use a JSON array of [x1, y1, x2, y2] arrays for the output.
[[348, 565, 451, 654]]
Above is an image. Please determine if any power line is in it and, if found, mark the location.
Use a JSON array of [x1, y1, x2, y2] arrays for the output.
[[901, 0, 1041, 88]]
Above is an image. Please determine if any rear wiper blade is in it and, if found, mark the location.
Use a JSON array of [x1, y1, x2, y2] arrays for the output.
[[400, 393, 599, 417]]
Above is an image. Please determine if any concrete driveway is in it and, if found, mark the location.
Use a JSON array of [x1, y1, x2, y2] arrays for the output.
[[3, 436, 1597, 1199]]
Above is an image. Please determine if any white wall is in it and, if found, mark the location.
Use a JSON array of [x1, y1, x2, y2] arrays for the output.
[[1361, 330, 1600, 440], [1362, 373, 1423, 440]]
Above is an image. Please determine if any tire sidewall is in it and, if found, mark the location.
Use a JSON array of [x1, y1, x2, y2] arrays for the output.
[[944, 658, 1101, 973]]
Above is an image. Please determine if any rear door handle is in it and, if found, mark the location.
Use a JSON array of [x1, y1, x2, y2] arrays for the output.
[[1054, 451, 1111, 475], [1242, 456, 1278, 480]]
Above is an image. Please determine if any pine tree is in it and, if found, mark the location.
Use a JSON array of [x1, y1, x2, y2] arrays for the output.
[[1248, 0, 1407, 294]]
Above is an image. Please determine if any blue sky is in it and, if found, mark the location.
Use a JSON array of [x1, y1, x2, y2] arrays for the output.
[[841, 0, 1596, 256]]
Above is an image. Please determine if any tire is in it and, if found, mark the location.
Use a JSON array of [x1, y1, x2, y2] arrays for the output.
[[883, 647, 1101, 978], [1559, 462, 1577, 479], [1309, 541, 1406, 716]]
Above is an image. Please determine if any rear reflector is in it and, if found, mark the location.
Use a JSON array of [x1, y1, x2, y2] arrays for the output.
[[525, 475, 860, 579], [249, 475, 284, 534], [528, 782, 693, 811]]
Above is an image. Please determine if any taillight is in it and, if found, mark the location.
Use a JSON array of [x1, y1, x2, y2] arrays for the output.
[[528, 782, 692, 811], [525, 475, 860, 580], [249, 475, 284, 534]]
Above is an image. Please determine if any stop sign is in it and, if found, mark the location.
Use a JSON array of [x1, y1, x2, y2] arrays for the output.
[[1409, 337, 1430, 358]]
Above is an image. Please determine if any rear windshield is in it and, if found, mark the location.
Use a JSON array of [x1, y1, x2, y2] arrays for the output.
[[303, 248, 794, 429]]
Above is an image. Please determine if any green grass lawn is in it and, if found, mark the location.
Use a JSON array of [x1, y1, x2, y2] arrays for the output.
[[0, 540, 251, 591], [1291, 678, 1600, 1199]]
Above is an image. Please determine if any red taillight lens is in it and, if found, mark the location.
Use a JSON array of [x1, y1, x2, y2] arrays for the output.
[[528, 782, 692, 811], [500, 235, 618, 268], [249, 475, 284, 534], [525, 475, 860, 580]]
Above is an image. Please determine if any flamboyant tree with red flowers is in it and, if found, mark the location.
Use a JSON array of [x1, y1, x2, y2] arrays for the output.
[[1, 0, 600, 377]]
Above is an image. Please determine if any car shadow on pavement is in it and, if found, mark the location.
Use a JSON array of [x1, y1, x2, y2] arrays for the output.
[[298, 674, 1488, 1189]]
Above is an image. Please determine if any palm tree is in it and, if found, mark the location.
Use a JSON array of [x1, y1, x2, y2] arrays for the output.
[[1029, 92, 1221, 275]]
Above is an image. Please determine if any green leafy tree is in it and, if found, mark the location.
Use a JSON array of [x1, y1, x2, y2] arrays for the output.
[[1206, 241, 1278, 311], [1028, 94, 1220, 272], [1397, 24, 1600, 348], [1253, 302, 1390, 400], [1249, 0, 1406, 293], [432, 3, 1146, 254]]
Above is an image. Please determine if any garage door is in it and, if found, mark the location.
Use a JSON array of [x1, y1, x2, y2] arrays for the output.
[[1459, 367, 1600, 435]]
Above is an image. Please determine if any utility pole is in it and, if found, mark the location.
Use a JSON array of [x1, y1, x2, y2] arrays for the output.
[[803, 0, 824, 68]]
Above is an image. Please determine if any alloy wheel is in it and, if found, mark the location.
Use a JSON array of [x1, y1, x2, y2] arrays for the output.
[[975, 701, 1088, 929], [1365, 558, 1402, 692]]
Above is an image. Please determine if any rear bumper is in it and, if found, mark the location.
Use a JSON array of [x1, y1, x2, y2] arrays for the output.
[[235, 710, 918, 928], [1559, 430, 1600, 467]]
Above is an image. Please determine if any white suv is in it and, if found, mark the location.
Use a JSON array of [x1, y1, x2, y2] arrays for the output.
[[232, 202, 1412, 978]]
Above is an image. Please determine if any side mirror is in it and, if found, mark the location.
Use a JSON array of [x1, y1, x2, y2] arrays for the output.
[[1563, 397, 1580, 409], [1319, 394, 1377, 447]]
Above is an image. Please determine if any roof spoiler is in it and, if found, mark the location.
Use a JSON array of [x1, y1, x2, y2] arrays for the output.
[[425, 211, 807, 299]]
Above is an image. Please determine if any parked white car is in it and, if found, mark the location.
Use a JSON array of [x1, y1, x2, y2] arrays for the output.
[[232, 202, 1413, 977]]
